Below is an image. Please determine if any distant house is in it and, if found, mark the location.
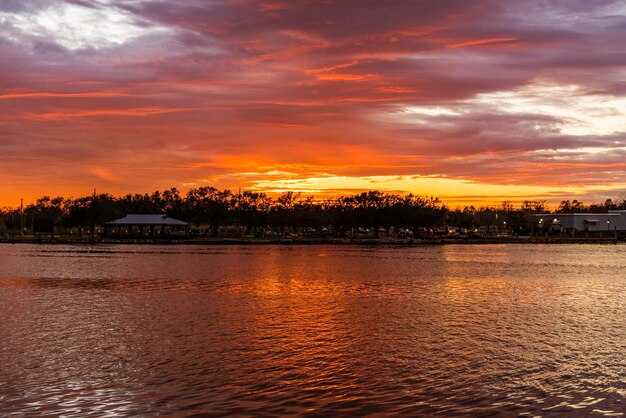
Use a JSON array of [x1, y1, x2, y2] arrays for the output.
[[105, 214, 188, 236], [534, 210, 626, 232]]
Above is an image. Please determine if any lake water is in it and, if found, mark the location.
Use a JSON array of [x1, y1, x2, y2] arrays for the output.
[[0, 244, 624, 417]]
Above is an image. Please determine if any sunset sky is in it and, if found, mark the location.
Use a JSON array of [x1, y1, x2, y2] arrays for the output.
[[1, 0, 626, 207]]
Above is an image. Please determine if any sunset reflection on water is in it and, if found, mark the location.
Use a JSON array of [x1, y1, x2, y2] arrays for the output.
[[0, 244, 624, 416]]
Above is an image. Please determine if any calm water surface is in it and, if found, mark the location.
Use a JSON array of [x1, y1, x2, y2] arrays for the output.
[[0, 244, 624, 417]]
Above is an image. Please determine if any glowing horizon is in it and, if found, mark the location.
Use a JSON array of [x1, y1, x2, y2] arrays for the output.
[[1, 1, 626, 207]]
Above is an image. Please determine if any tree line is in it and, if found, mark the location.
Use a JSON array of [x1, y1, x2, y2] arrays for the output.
[[0, 187, 624, 238]]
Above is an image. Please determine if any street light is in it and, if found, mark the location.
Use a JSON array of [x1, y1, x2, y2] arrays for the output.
[[20, 198, 24, 237]]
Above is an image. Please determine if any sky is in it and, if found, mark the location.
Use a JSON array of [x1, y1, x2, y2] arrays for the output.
[[1, 0, 626, 207]]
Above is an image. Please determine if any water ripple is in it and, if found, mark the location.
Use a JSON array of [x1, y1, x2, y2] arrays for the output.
[[0, 244, 624, 416]]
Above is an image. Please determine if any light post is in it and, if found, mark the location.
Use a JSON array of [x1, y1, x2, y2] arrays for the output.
[[495, 213, 498, 236], [20, 198, 24, 237]]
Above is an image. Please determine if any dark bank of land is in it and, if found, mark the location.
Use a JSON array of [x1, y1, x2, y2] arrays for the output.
[[1, 236, 623, 246], [3, 188, 626, 246]]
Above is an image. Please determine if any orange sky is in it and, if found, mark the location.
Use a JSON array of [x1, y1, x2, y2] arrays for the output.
[[1, 0, 626, 207]]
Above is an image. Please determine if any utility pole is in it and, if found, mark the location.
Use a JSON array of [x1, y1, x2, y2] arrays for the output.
[[238, 188, 242, 236], [20, 198, 24, 236]]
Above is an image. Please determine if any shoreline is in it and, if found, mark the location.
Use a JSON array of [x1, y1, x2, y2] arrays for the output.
[[0, 236, 622, 246]]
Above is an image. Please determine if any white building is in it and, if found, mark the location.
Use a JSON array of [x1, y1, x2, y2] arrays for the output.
[[535, 210, 626, 232]]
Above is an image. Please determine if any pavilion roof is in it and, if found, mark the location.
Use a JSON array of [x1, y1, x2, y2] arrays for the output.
[[106, 214, 188, 226]]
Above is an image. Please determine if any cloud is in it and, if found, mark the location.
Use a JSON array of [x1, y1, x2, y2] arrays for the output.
[[1, 0, 626, 206], [0, 92, 128, 100]]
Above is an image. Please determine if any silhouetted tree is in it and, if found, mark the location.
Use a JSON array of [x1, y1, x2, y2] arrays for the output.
[[28, 196, 65, 236], [185, 187, 232, 236], [557, 199, 587, 213], [245, 192, 272, 236], [66, 194, 120, 238]]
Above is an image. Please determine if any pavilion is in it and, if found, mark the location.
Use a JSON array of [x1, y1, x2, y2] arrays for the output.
[[105, 214, 189, 236]]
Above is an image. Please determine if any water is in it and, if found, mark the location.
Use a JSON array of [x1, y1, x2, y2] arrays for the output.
[[0, 244, 624, 417]]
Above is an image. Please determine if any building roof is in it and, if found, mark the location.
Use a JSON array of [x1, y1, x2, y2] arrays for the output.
[[534, 213, 621, 217], [107, 214, 188, 226]]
